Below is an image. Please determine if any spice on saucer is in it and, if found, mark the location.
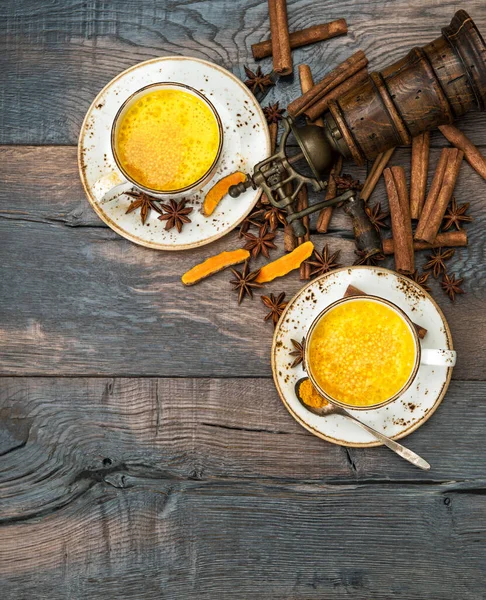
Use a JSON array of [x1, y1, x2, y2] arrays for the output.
[[158, 199, 193, 233], [307, 244, 341, 278], [261, 292, 287, 327], [203, 172, 246, 217], [423, 247, 455, 279], [244, 66, 275, 94], [441, 273, 465, 301], [299, 378, 329, 409], [125, 190, 163, 224], [442, 197, 473, 231], [230, 262, 262, 304], [242, 223, 277, 259], [289, 338, 305, 368]]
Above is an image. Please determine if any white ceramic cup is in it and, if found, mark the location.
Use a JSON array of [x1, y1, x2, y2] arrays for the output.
[[305, 295, 456, 410], [98, 81, 224, 202]]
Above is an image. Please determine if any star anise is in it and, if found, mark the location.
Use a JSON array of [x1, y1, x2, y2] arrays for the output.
[[157, 199, 193, 233], [335, 174, 363, 192], [125, 190, 163, 224], [441, 272, 465, 301], [242, 223, 277, 259], [442, 197, 473, 231], [262, 205, 287, 231], [263, 102, 285, 124], [238, 205, 266, 237], [407, 269, 431, 293], [365, 202, 390, 232], [423, 247, 455, 278], [289, 338, 305, 368], [353, 250, 385, 266], [244, 66, 274, 94], [261, 292, 287, 327], [307, 244, 341, 278], [229, 262, 262, 304]]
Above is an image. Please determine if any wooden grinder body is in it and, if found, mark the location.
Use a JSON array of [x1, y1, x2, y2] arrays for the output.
[[324, 10, 486, 164]]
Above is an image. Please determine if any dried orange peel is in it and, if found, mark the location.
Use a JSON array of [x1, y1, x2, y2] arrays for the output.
[[202, 171, 246, 216], [182, 248, 250, 286], [255, 241, 314, 283]]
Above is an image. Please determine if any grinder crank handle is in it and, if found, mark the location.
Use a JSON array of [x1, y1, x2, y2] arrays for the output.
[[343, 192, 382, 258]]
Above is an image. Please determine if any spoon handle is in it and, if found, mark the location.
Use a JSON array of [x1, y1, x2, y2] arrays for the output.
[[345, 413, 430, 471]]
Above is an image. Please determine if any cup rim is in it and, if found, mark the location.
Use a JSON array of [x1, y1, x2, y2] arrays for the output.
[[110, 81, 224, 195], [305, 295, 421, 411]]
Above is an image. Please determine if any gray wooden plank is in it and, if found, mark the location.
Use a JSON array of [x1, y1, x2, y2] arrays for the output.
[[1, 476, 485, 599], [1, 0, 486, 144], [1, 377, 486, 524], [1, 146, 484, 377]]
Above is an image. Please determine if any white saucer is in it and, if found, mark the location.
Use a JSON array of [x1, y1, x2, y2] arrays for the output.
[[271, 266, 454, 447], [78, 56, 270, 250]]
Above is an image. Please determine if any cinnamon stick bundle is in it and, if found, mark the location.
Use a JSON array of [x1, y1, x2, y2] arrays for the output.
[[384, 166, 414, 274], [287, 50, 368, 118], [252, 19, 348, 60], [409, 132, 430, 219], [298, 64, 323, 126], [296, 185, 311, 279], [382, 230, 468, 255], [268, 0, 292, 75], [360, 148, 395, 202], [304, 68, 369, 121], [316, 155, 343, 233], [439, 124, 486, 180], [415, 148, 463, 243]]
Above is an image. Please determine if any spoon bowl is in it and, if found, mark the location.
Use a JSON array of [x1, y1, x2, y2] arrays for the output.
[[294, 377, 430, 471]]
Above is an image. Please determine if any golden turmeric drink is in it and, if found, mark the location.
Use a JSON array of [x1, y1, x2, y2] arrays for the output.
[[308, 299, 416, 407], [115, 88, 220, 192]]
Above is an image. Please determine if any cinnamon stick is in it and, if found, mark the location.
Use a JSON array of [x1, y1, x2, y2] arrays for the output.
[[268, 0, 292, 76], [287, 50, 368, 118], [382, 230, 468, 255], [384, 166, 414, 274], [415, 148, 463, 243], [296, 185, 311, 279], [439, 124, 486, 180], [284, 224, 297, 252], [304, 68, 369, 121], [343, 284, 427, 339], [409, 131, 430, 220], [298, 64, 323, 126], [261, 122, 279, 205], [252, 19, 348, 60], [316, 155, 343, 233], [360, 148, 395, 202]]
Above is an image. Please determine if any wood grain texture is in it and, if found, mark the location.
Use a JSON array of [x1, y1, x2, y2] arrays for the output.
[[1, 146, 485, 377], [1, 0, 486, 145], [1, 377, 486, 599], [2, 480, 486, 599]]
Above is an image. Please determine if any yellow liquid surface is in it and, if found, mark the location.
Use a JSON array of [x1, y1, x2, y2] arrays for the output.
[[115, 89, 220, 191], [308, 300, 416, 406]]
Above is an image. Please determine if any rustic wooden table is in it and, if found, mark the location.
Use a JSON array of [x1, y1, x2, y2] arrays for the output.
[[1, 1, 486, 598]]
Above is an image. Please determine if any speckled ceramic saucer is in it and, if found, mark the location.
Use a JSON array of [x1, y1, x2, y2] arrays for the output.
[[78, 56, 270, 250], [272, 266, 454, 447]]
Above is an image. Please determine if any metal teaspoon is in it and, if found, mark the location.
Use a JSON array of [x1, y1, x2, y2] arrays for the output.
[[295, 378, 430, 471]]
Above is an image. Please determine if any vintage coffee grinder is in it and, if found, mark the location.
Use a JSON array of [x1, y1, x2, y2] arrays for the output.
[[230, 10, 486, 257]]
